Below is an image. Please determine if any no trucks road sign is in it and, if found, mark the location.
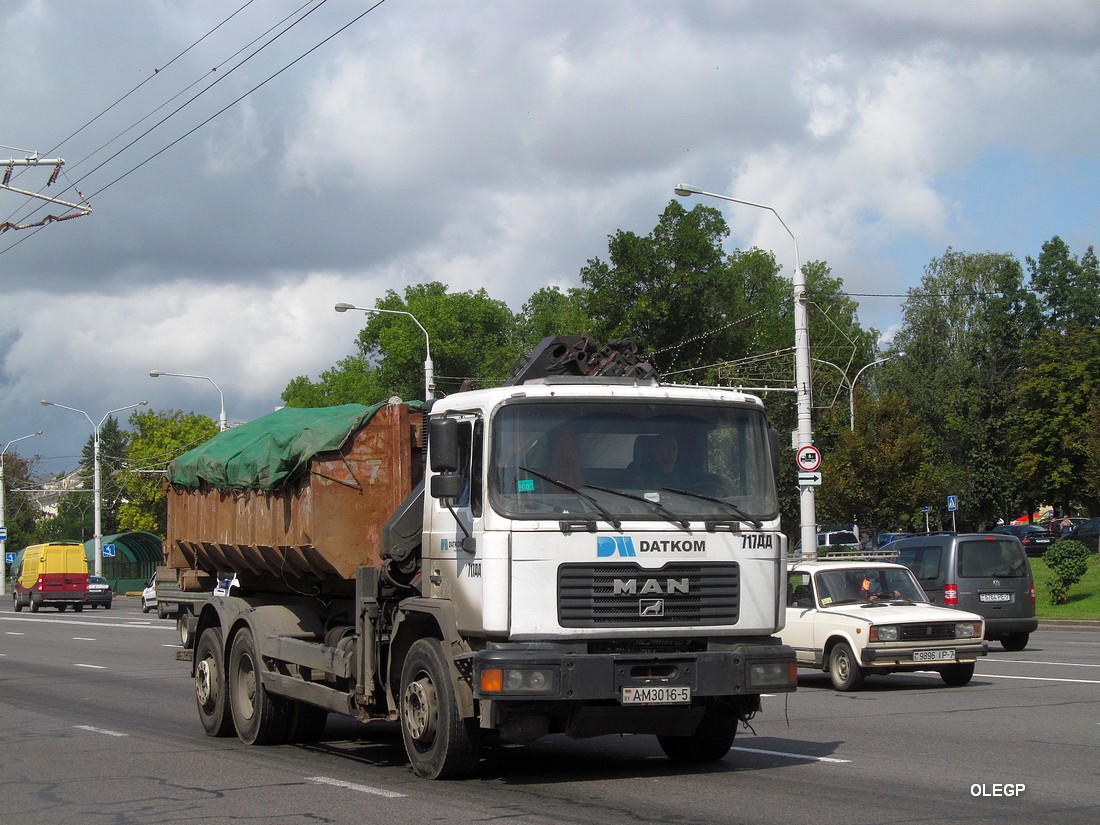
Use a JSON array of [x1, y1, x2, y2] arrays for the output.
[[796, 445, 821, 473]]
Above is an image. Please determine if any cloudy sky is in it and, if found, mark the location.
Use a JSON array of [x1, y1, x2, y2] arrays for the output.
[[1, 0, 1096, 476]]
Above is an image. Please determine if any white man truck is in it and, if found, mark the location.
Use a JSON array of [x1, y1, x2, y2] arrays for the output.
[[168, 337, 796, 779]]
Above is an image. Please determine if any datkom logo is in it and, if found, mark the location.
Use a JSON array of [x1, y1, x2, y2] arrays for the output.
[[596, 536, 637, 557]]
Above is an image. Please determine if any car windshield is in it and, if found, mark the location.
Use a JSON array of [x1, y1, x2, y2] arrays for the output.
[[814, 567, 927, 606], [489, 398, 779, 523]]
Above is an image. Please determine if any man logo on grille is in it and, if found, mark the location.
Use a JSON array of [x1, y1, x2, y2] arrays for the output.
[[640, 599, 665, 616], [597, 536, 637, 557]]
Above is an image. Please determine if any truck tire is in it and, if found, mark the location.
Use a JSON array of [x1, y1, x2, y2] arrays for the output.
[[399, 638, 480, 779], [828, 642, 865, 691], [158, 601, 170, 620], [195, 627, 234, 737], [229, 627, 290, 745], [657, 702, 738, 763], [178, 608, 194, 648], [287, 701, 329, 743]]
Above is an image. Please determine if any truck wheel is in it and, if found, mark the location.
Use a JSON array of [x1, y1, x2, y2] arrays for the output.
[[1000, 633, 1029, 652], [287, 701, 329, 743], [657, 702, 738, 763], [158, 602, 169, 620], [940, 662, 975, 687], [195, 627, 234, 737], [828, 642, 865, 691], [178, 607, 194, 647], [229, 627, 290, 745], [399, 638, 480, 779], [13, 594, 22, 613]]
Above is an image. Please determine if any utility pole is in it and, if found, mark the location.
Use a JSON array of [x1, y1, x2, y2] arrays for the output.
[[1, 149, 92, 232]]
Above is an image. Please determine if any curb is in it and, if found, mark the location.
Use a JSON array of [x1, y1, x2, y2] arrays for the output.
[[1037, 620, 1100, 631]]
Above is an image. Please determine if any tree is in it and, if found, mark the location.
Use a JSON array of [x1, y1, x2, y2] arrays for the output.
[[1, 449, 41, 550], [1027, 236, 1100, 329], [514, 286, 592, 354], [881, 249, 1037, 527], [117, 408, 218, 535]]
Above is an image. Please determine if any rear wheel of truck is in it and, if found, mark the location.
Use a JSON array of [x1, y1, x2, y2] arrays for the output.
[[158, 601, 170, 620], [657, 702, 738, 763], [195, 627, 233, 737], [177, 607, 194, 647], [399, 638, 479, 779], [229, 627, 290, 745]]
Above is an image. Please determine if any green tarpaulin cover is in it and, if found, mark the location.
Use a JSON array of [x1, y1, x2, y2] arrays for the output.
[[167, 402, 417, 490]]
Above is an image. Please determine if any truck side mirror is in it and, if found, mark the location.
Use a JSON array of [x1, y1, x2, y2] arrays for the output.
[[428, 418, 460, 472], [430, 474, 465, 499]]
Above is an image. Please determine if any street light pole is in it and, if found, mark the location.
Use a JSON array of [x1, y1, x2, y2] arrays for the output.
[[334, 302, 435, 400], [675, 184, 816, 554], [1, 430, 43, 596], [149, 371, 227, 430], [40, 400, 148, 576]]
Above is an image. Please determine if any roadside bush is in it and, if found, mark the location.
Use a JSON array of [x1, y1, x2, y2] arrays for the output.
[[1044, 540, 1092, 604]]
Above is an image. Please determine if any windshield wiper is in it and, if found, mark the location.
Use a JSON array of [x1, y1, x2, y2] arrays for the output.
[[582, 483, 691, 529], [660, 487, 762, 528], [518, 466, 622, 530]]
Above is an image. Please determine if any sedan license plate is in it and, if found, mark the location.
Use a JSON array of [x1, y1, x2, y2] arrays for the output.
[[913, 649, 955, 663], [621, 686, 691, 705], [980, 592, 1012, 603]]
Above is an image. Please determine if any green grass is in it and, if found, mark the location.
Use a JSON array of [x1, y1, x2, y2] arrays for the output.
[[1032, 553, 1100, 620]]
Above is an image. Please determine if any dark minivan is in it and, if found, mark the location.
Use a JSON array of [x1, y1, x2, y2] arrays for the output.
[[890, 533, 1037, 651]]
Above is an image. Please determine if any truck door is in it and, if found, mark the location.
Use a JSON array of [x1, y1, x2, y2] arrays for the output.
[[425, 416, 486, 634]]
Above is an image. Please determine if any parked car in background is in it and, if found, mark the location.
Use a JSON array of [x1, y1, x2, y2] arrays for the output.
[[1059, 517, 1100, 552], [795, 530, 860, 556], [87, 575, 113, 609], [989, 523, 1054, 557], [861, 532, 909, 553], [783, 558, 987, 691], [890, 533, 1037, 651]]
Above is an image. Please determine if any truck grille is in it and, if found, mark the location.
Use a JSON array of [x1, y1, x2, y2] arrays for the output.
[[900, 622, 958, 641], [558, 562, 740, 628]]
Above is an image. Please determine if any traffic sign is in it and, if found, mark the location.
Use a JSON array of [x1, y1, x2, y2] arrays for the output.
[[102, 543, 116, 558], [795, 445, 821, 472], [947, 495, 958, 512], [0, 526, 7, 541], [4, 552, 15, 564], [798, 471, 822, 486]]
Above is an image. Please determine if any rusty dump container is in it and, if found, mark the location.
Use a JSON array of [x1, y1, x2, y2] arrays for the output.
[[165, 403, 423, 594]]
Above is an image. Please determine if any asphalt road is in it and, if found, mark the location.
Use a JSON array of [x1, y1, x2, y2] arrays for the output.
[[1, 597, 1097, 825]]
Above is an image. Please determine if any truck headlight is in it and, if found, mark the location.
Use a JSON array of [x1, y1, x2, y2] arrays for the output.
[[870, 625, 899, 642], [954, 621, 981, 639], [480, 667, 557, 695], [748, 661, 798, 689]]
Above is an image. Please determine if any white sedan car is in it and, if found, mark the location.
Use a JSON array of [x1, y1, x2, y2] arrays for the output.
[[782, 558, 987, 691]]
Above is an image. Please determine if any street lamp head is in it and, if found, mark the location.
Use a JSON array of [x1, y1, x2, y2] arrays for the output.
[[674, 184, 700, 197], [334, 302, 354, 312], [149, 370, 163, 377], [40, 400, 53, 407]]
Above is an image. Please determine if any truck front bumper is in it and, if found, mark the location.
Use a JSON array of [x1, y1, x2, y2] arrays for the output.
[[471, 641, 798, 703]]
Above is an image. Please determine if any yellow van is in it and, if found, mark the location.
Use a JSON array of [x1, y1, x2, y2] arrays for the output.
[[12, 541, 89, 613]]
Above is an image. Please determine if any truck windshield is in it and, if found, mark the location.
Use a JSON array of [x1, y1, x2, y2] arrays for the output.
[[488, 399, 779, 523]]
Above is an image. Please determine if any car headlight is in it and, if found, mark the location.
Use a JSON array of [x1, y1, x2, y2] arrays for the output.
[[870, 625, 899, 642], [955, 621, 981, 639]]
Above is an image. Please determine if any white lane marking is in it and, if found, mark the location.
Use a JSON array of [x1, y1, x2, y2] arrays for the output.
[[306, 776, 406, 799], [0, 615, 173, 630], [74, 725, 128, 737], [984, 659, 1100, 669], [74, 663, 107, 670], [730, 746, 851, 764], [5, 631, 26, 635], [980, 673, 1100, 685], [73, 637, 97, 641]]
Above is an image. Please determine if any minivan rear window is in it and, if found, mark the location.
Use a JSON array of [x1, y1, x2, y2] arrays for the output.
[[896, 546, 942, 583], [958, 539, 1027, 578]]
